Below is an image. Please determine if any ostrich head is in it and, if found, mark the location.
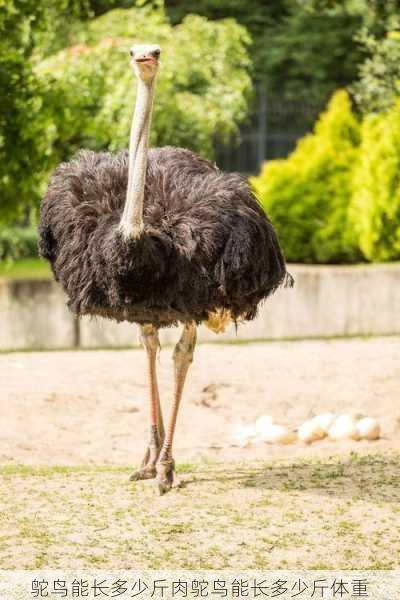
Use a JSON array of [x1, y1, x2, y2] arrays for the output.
[[130, 44, 161, 82]]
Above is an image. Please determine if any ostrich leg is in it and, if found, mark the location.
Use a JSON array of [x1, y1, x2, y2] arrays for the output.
[[130, 324, 165, 481], [156, 321, 197, 494]]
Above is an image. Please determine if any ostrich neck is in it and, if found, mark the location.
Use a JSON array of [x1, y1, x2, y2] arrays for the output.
[[119, 77, 156, 239]]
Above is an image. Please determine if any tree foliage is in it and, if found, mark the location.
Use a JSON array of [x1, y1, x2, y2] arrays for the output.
[[347, 0, 400, 113], [1, 4, 251, 224], [167, 0, 400, 109], [166, 0, 364, 105], [0, 0, 89, 224], [37, 6, 251, 160], [352, 31, 400, 114], [259, 8, 363, 105]]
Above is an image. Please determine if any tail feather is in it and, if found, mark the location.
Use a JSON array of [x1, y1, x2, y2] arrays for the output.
[[205, 308, 233, 334]]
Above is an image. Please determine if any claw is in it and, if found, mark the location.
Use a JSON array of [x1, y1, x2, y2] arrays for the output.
[[130, 444, 158, 481], [130, 465, 157, 481]]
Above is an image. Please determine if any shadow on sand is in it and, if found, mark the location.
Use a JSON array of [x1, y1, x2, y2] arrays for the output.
[[178, 453, 400, 503]]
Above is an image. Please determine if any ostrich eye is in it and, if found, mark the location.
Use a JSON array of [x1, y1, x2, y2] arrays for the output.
[[152, 49, 160, 58], [130, 49, 134, 57]]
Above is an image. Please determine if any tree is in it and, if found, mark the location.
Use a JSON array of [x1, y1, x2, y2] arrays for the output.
[[11, 5, 250, 223], [344, 0, 400, 113], [352, 31, 400, 113], [166, 0, 364, 105], [258, 8, 363, 105], [0, 0, 88, 224]]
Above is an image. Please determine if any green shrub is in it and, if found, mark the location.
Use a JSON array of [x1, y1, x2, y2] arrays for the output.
[[0, 227, 39, 262], [349, 101, 400, 261], [251, 90, 362, 264]]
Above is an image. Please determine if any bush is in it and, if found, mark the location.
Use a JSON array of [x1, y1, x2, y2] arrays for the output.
[[0, 227, 39, 262], [251, 91, 362, 264], [349, 101, 400, 261]]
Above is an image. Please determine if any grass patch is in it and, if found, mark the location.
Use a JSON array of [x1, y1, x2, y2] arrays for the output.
[[0, 453, 399, 570], [0, 258, 51, 280]]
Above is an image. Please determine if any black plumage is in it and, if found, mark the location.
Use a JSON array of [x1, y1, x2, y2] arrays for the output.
[[39, 146, 292, 328]]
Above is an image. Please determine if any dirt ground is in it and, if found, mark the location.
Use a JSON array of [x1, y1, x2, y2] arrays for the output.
[[2, 336, 399, 467], [1, 454, 399, 569], [1, 336, 400, 570]]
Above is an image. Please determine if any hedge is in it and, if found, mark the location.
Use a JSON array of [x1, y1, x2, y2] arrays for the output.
[[251, 91, 362, 264]]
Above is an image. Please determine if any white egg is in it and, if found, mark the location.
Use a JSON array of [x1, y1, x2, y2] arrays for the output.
[[328, 414, 360, 441], [255, 415, 274, 436], [258, 423, 296, 445], [356, 417, 380, 441], [297, 419, 326, 444], [313, 412, 336, 434]]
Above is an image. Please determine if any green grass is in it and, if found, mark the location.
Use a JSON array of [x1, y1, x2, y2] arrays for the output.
[[0, 258, 51, 280], [1, 453, 399, 570]]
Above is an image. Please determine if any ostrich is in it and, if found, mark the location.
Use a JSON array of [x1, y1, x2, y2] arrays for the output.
[[39, 44, 292, 494]]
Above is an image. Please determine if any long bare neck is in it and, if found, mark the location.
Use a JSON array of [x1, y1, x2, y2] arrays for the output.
[[119, 77, 156, 239]]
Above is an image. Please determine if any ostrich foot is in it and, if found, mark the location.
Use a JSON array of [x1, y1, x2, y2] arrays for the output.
[[130, 435, 162, 481], [156, 457, 178, 495], [130, 462, 156, 481]]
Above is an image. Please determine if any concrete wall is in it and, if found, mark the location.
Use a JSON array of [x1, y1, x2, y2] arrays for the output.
[[0, 279, 77, 350], [1, 263, 399, 350]]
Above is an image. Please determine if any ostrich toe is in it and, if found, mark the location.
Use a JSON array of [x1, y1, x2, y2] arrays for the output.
[[130, 446, 158, 481], [130, 464, 157, 481]]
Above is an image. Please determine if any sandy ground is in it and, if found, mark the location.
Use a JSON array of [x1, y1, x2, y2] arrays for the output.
[[2, 455, 399, 569], [2, 336, 399, 467]]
